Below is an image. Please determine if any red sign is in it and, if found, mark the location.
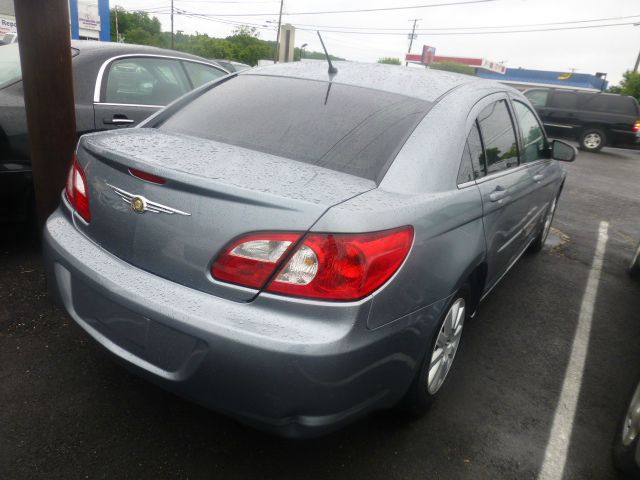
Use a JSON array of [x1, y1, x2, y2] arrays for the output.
[[421, 46, 436, 66]]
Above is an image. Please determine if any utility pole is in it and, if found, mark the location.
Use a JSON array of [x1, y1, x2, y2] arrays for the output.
[[14, 0, 77, 227], [171, 0, 175, 49], [274, 0, 284, 62], [634, 50, 640, 72], [115, 7, 120, 42], [406, 18, 421, 67]]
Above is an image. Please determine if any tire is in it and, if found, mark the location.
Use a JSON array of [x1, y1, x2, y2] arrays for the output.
[[401, 288, 469, 415], [528, 194, 559, 253], [613, 380, 640, 476], [629, 241, 640, 279], [579, 128, 606, 152]]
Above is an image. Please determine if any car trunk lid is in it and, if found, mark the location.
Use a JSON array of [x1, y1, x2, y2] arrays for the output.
[[73, 129, 375, 302]]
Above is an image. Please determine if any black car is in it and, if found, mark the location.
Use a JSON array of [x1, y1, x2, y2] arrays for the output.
[[524, 88, 640, 152], [0, 40, 229, 222]]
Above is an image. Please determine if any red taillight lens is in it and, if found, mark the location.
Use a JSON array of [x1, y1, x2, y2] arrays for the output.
[[129, 168, 166, 185], [267, 227, 414, 300], [211, 227, 414, 301], [634, 120, 640, 133], [65, 154, 91, 222], [211, 233, 301, 289]]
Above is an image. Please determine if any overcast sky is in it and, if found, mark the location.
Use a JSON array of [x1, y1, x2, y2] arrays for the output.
[[112, 0, 640, 85]]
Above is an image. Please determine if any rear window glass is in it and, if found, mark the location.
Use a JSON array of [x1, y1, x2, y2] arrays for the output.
[[578, 93, 637, 115], [158, 75, 432, 181]]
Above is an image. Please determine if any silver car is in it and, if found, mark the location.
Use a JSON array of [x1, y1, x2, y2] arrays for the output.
[[44, 62, 576, 437]]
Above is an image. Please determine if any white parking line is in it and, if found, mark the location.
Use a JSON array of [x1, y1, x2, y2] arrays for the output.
[[537, 221, 609, 480]]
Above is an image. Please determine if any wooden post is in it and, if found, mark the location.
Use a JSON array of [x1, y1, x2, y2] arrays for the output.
[[13, 0, 77, 228]]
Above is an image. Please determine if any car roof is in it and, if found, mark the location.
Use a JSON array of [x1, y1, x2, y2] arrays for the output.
[[242, 61, 493, 102], [69, 40, 217, 65]]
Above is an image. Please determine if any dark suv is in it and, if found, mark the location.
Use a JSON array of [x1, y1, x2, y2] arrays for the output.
[[524, 88, 640, 152]]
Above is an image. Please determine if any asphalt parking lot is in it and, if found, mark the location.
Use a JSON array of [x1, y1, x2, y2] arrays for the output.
[[2, 147, 640, 479]]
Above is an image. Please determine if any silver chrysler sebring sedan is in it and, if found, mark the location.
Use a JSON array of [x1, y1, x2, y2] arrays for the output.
[[44, 61, 576, 437]]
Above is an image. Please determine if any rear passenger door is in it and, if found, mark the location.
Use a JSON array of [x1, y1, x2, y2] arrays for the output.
[[472, 96, 536, 290]]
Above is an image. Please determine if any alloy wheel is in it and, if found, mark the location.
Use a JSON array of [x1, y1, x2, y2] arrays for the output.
[[584, 133, 602, 150], [541, 197, 558, 245], [622, 383, 640, 446], [427, 298, 465, 395]]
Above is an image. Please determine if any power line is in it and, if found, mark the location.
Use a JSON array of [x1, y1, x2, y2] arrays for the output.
[[173, 0, 499, 17], [176, 10, 640, 36], [292, 21, 640, 36], [277, 13, 640, 32]]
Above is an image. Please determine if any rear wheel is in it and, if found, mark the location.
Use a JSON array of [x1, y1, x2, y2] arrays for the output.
[[579, 128, 606, 152], [401, 289, 468, 415], [529, 195, 558, 253], [613, 380, 640, 476]]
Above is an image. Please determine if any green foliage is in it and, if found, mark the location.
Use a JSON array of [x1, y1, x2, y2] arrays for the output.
[[430, 61, 475, 76], [296, 49, 344, 61], [111, 7, 162, 45], [110, 8, 345, 66], [378, 57, 401, 65], [608, 71, 640, 102]]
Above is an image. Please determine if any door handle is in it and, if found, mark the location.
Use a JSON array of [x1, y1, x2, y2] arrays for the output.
[[489, 188, 508, 202], [533, 174, 544, 182], [103, 115, 135, 125]]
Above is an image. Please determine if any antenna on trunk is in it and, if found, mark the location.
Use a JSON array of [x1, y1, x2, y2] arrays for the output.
[[316, 31, 338, 75]]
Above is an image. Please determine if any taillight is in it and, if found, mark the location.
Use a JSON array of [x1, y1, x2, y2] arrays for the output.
[[211, 227, 414, 301], [634, 120, 640, 133], [65, 154, 91, 222], [211, 233, 301, 289]]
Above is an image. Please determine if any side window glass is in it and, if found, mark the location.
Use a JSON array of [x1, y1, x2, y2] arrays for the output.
[[477, 100, 519, 175], [550, 91, 577, 110], [457, 142, 474, 185], [104, 57, 190, 106], [513, 101, 548, 163], [183, 62, 226, 88], [458, 122, 486, 184], [524, 90, 548, 107]]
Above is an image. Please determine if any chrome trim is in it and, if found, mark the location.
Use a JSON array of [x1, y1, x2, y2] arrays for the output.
[[93, 54, 229, 103], [543, 122, 574, 129], [457, 180, 477, 189], [107, 184, 191, 216], [475, 158, 551, 185], [94, 102, 163, 108]]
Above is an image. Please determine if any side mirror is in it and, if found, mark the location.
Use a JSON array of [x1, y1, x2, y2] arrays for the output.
[[551, 139, 577, 162]]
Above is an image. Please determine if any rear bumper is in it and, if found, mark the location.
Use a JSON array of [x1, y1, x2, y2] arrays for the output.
[[43, 207, 447, 437]]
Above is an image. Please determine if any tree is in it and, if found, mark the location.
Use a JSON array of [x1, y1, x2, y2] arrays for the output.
[[430, 61, 475, 76], [608, 71, 640, 102], [111, 7, 162, 45], [378, 57, 401, 65], [108, 9, 347, 66]]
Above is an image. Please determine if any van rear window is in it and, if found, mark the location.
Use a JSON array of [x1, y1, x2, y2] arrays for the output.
[[158, 75, 432, 181], [578, 93, 638, 115]]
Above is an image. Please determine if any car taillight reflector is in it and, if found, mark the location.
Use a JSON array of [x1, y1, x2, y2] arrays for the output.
[[267, 227, 414, 301], [211, 227, 414, 301], [211, 233, 301, 289], [65, 154, 91, 222], [634, 120, 640, 133], [129, 168, 166, 185]]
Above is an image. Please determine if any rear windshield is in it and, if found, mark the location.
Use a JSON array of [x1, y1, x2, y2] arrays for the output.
[[158, 75, 432, 181]]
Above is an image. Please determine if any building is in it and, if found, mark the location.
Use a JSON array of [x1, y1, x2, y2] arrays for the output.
[[0, 0, 110, 42], [406, 46, 607, 92]]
